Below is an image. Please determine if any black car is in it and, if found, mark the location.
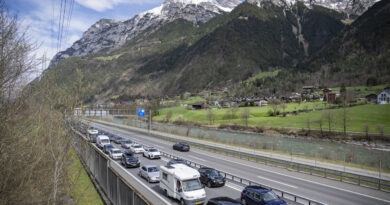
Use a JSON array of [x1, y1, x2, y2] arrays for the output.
[[173, 142, 190, 152], [121, 150, 140, 168], [103, 144, 115, 154], [199, 167, 226, 187], [241, 186, 286, 205], [114, 136, 124, 144], [108, 134, 116, 141], [98, 130, 105, 135], [207, 197, 241, 205], [167, 159, 189, 166]]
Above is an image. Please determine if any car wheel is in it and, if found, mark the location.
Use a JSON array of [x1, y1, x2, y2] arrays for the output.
[[180, 199, 186, 205], [207, 181, 212, 188], [241, 198, 246, 205]]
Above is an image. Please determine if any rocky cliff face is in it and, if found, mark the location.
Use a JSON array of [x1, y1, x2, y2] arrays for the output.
[[247, 0, 378, 17], [48, 0, 240, 67]]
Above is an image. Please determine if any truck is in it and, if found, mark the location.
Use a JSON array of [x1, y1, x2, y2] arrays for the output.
[[87, 127, 98, 142], [160, 164, 206, 205]]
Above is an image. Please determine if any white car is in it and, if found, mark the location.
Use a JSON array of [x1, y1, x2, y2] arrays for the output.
[[143, 147, 161, 159], [130, 144, 145, 154], [109, 148, 122, 160]]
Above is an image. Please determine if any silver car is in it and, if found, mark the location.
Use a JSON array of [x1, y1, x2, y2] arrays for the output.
[[139, 165, 160, 183]]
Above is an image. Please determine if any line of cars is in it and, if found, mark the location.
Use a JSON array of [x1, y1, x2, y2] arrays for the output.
[[79, 125, 286, 205]]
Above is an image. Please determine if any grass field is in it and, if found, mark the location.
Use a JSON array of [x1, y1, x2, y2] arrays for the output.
[[68, 150, 103, 205], [154, 103, 390, 134]]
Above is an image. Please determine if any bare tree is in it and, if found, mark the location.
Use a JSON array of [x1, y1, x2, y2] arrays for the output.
[[268, 99, 280, 116], [165, 110, 173, 122], [376, 124, 384, 137], [280, 103, 287, 115], [206, 108, 215, 124], [363, 123, 369, 138], [323, 110, 333, 132], [240, 107, 250, 127]]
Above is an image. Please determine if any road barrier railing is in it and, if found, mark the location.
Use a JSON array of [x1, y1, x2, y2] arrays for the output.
[[71, 128, 168, 205], [159, 151, 325, 205], [89, 119, 390, 192]]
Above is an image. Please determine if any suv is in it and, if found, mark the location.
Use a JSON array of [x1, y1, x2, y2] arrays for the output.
[[173, 142, 190, 152], [143, 147, 161, 159], [241, 186, 286, 205], [121, 150, 140, 168], [114, 136, 124, 144], [207, 197, 241, 205], [121, 139, 133, 149], [199, 167, 226, 187], [103, 144, 114, 154]]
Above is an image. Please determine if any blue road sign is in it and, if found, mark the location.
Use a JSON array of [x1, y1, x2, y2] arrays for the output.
[[137, 109, 145, 117]]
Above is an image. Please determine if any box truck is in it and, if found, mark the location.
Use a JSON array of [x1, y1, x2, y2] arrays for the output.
[[160, 164, 206, 205]]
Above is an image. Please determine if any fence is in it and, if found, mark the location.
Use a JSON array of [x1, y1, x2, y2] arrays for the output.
[[93, 119, 390, 191], [72, 128, 167, 205]]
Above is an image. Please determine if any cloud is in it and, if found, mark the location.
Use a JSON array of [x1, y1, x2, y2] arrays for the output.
[[75, 0, 162, 12]]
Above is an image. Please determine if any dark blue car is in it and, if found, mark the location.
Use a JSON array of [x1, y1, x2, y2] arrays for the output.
[[241, 186, 286, 205]]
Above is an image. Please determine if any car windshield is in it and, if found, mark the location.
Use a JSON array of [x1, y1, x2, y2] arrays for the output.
[[182, 179, 203, 192], [134, 145, 142, 148], [105, 145, 113, 148], [148, 167, 159, 172], [125, 140, 132, 144], [102, 139, 109, 143], [149, 149, 158, 152], [113, 150, 122, 154], [180, 143, 188, 146], [208, 169, 220, 177], [261, 191, 279, 202]]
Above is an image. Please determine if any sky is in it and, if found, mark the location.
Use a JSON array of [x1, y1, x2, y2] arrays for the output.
[[7, 0, 164, 77]]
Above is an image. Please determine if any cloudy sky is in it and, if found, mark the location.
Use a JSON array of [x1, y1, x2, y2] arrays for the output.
[[7, 0, 164, 76]]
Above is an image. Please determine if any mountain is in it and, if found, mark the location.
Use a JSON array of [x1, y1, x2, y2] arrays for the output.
[[42, 1, 352, 102], [48, 0, 241, 67], [247, 0, 378, 17], [304, 0, 390, 87]]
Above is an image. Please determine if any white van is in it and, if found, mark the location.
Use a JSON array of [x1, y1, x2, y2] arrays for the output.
[[96, 135, 110, 149], [160, 164, 206, 205]]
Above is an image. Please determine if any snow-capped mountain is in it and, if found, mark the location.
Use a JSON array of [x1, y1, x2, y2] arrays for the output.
[[49, 0, 241, 67], [247, 0, 378, 17]]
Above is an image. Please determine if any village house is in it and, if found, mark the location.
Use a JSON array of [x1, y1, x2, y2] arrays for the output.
[[365, 94, 377, 102], [191, 102, 210, 110], [377, 88, 390, 104]]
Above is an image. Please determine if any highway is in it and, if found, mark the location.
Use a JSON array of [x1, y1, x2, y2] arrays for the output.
[[91, 121, 390, 205]]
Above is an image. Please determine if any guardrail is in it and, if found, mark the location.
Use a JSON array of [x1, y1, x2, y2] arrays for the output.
[[71, 128, 168, 205], [160, 151, 324, 205], [83, 122, 325, 205], [89, 119, 390, 192]]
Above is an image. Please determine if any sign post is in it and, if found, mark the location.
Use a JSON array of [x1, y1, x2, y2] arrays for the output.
[[137, 109, 145, 128]]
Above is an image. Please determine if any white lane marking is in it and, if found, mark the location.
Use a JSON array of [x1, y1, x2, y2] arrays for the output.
[[154, 145, 163, 149], [208, 155, 390, 203], [161, 158, 169, 162], [257, 176, 297, 189], [225, 182, 243, 192], [189, 155, 206, 162], [93, 122, 390, 203]]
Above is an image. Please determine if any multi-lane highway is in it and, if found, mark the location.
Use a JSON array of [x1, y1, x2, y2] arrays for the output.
[[90, 121, 390, 205]]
